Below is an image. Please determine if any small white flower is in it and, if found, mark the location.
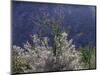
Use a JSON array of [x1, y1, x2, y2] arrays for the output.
[[62, 32, 68, 37]]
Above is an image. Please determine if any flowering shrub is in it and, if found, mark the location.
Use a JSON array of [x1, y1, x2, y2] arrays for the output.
[[12, 32, 85, 74]]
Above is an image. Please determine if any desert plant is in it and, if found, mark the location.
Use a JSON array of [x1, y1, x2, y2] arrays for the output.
[[12, 32, 84, 74]]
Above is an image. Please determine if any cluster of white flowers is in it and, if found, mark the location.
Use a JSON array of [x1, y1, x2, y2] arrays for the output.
[[12, 32, 84, 73], [53, 32, 83, 70]]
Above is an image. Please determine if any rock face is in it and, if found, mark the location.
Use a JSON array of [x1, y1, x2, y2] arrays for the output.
[[12, 32, 84, 74]]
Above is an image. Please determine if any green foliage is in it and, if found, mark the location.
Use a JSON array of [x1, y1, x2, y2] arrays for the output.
[[80, 46, 96, 69]]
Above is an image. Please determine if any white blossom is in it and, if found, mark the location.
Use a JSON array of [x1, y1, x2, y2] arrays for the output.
[[12, 32, 84, 73]]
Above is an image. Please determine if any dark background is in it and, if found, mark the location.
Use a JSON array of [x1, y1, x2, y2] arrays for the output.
[[12, 1, 96, 48]]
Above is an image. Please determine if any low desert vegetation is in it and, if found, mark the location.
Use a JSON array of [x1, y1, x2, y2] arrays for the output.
[[12, 4, 96, 74], [12, 31, 96, 74]]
